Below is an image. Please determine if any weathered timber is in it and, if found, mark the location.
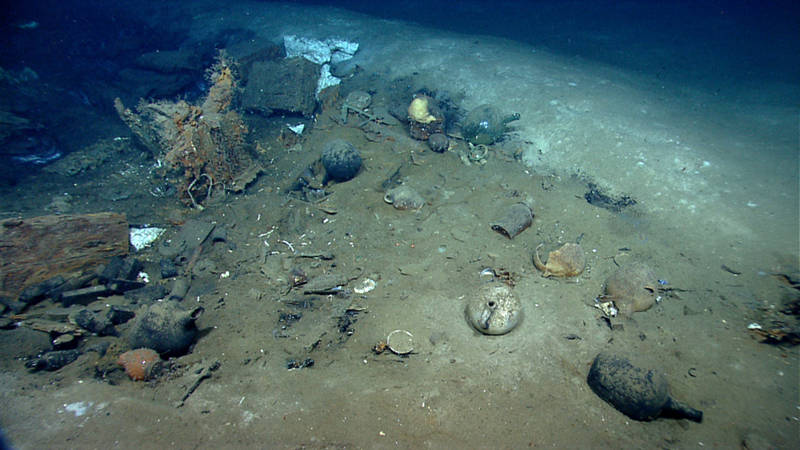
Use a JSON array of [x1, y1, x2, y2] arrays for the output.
[[0, 212, 129, 299]]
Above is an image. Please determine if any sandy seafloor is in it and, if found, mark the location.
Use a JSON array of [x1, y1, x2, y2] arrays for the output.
[[0, 1, 798, 448]]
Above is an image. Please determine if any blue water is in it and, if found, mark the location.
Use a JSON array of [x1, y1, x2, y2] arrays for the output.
[[293, 0, 800, 93], [2, 1, 797, 180]]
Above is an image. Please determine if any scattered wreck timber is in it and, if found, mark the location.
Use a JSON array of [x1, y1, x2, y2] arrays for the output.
[[0, 212, 129, 299]]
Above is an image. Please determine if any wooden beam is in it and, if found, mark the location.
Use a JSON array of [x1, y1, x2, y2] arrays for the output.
[[0, 212, 129, 299]]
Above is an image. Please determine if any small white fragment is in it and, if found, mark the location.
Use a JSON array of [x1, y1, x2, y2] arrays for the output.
[[594, 298, 618, 317], [287, 123, 305, 135], [747, 323, 762, 330], [220, 270, 231, 279], [746, 201, 758, 208], [64, 401, 92, 417], [317, 64, 340, 94], [129, 226, 166, 251], [479, 268, 495, 280], [138, 271, 150, 283], [353, 278, 376, 294]]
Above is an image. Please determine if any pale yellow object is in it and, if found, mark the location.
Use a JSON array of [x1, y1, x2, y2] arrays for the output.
[[407, 96, 437, 124]]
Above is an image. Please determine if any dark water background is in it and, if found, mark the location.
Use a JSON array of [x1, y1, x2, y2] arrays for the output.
[[3, 1, 798, 91], [1, 0, 798, 170], [290, 0, 800, 90]]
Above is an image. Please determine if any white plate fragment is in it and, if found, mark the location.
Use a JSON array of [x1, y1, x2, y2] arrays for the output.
[[287, 123, 305, 135], [283, 35, 359, 95], [63, 401, 92, 417], [129, 226, 166, 251], [353, 278, 376, 294], [387, 330, 414, 355]]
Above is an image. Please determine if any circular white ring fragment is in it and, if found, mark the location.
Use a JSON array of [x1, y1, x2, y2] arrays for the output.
[[387, 329, 414, 355], [353, 278, 376, 294]]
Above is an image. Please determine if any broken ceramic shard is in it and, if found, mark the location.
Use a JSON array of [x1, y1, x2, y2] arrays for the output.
[[129, 226, 166, 251], [491, 203, 533, 239], [602, 262, 658, 317], [533, 242, 585, 277]]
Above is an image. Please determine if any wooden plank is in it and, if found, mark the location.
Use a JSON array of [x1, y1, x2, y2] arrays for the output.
[[0, 212, 129, 299]]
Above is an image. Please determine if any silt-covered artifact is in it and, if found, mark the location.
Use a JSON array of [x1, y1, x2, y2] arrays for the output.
[[114, 52, 253, 208], [462, 104, 520, 146], [587, 352, 703, 422]]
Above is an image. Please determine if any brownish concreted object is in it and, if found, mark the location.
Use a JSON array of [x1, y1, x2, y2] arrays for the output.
[[115, 54, 251, 208], [603, 261, 658, 317], [491, 203, 533, 239], [0, 212, 129, 299], [533, 242, 586, 277]]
